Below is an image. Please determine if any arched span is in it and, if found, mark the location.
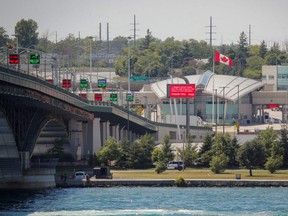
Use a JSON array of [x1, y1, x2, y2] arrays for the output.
[[22, 111, 69, 157], [32, 119, 71, 157]]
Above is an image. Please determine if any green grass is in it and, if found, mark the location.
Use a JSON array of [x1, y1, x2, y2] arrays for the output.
[[112, 168, 288, 180], [55, 165, 288, 180]]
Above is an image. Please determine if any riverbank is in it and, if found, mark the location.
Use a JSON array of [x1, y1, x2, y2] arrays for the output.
[[55, 168, 288, 188], [56, 177, 288, 188]]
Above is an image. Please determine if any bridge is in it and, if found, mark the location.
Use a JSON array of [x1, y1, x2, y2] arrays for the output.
[[0, 64, 213, 189]]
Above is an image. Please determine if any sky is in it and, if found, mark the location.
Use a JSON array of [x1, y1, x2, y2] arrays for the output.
[[1, 0, 288, 48]]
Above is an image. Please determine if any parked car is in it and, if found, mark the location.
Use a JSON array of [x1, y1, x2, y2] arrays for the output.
[[167, 161, 184, 170], [74, 171, 86, 180]]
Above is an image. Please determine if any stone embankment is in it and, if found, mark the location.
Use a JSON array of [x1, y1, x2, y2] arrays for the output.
[[56, 177, 288, 188]]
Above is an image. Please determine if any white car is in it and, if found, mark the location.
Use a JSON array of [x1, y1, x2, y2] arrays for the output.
[[74, 171, 86, 180], [167, 161, 184, 170]]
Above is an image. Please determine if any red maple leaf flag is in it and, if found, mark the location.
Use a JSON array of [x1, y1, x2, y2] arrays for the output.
[[214, 51, 233, 67]]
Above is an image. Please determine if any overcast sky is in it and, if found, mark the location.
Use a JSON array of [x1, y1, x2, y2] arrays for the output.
[[1, 0, 288, 48]]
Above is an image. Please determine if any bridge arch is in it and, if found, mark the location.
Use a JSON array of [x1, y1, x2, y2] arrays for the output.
[[23, 112, 71, 158]]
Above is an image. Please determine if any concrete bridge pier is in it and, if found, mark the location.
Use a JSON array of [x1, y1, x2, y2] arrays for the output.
[[87, 118, 101, 155]]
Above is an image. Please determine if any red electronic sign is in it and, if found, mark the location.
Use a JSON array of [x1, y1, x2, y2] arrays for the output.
[[79, 93, 87, 99], [46, 79, 53, 84], [9, 54, 19, 64], [267, 104, 279, 109], [94, 93, 103, 101], [62, 79, 71, 88], [167, 84, 196, 98]]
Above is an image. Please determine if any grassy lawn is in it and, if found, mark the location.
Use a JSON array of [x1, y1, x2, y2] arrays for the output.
[[112, 168, 288, 180], [55, 165, 288, 180]]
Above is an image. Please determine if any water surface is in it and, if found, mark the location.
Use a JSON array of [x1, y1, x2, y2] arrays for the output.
[[0, 187, 288, 215]]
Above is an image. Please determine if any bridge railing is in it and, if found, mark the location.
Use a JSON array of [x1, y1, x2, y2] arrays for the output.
[[0, 64, 212, 132]]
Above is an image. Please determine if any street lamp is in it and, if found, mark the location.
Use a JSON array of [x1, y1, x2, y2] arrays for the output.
[[87, 36, 94, 92], [12, 34, 19, 70], [127, 36, 132, 140], [127, 36, 132, 92], [168, 72, 190, 139], [182, 126, 185, 172], [220, 86, 229, 133]]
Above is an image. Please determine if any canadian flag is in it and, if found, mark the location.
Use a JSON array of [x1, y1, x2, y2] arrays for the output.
[[214, 51, 233, 67]]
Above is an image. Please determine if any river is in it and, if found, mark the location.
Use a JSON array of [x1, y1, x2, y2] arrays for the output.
[[0, 187, 288, 215]]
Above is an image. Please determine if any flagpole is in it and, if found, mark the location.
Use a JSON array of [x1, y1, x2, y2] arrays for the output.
[[212, 51, 215, 125]]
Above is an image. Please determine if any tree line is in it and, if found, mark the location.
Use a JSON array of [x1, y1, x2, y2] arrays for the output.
[[1, 19, 288, 80], [94, 126, 288, 176]]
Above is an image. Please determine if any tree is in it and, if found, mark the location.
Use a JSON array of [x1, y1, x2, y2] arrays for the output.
[[237, 139, 266, 176], [243, 55, 265, 79], [47, 138, 65, 157], [176, 135, 197, 167], [258, 40, 267, 59], [152, 135, 174, 173], [198, 134, 213, 167], [0, 27, 8, 47], [96, 137, 123, 166], [279, 126, 288, 168], [160, 135, 174, 163], [127, 133, 154, 168], [256, 127, 279, 157], [211, 133, 237, 167], [235, 31, 249, 77], [210, 153, 229, 174], [14, 19, 39, 48], [265, 140, 284, 173], [139, 29, 156, 50]]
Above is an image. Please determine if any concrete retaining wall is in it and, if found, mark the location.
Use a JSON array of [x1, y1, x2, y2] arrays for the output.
[[0, 168, 56, 189], [56, 178, 288, 188]]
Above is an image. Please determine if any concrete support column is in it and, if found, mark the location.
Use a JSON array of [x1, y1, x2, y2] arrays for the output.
[[69, 119, 83, 160], [252, 105, 258, 123], [106, 121, 110, 139], [87, 118, 101, 155], [19, 151, 30, 169], [102, 121, 110, 144], [115, 124, 120, 141], [119, 126, 125, 140]]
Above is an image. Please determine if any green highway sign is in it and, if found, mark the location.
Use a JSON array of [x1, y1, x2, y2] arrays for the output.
[[80, 79, 89, 88], [126, 92, 134, 101], [110, 93, 118, 101], [130, 76, 148, 82], [98, 79, 107, 88], [30, 54, 40, 64]]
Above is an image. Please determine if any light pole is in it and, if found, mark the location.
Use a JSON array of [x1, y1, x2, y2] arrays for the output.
[[127, 36, 132, 141], [12, 34, 19, 70], [220, 86, 229, 134], [168, 72, 190, 139], [127, 36, 131, 92], [214, 89, 218, 133], [87, 36, 94, 92], [237, 84, 240, 134], [182, 126, 185, 171]]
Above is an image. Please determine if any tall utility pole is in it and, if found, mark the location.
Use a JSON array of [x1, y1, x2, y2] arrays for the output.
[[99, 23, 102, 43], [88, 36, 94, 91], [107, 23, 110, 53], [249, 24, 251, 46], [131, 15, 139, 46], [206, 16, 216, 47]]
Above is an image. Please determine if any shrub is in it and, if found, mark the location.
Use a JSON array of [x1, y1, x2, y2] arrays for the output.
[[265, 157, 283, 174], [210, 154, 229, 174], [155, 162, 167, 174], [175, 177, 187, 187]]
